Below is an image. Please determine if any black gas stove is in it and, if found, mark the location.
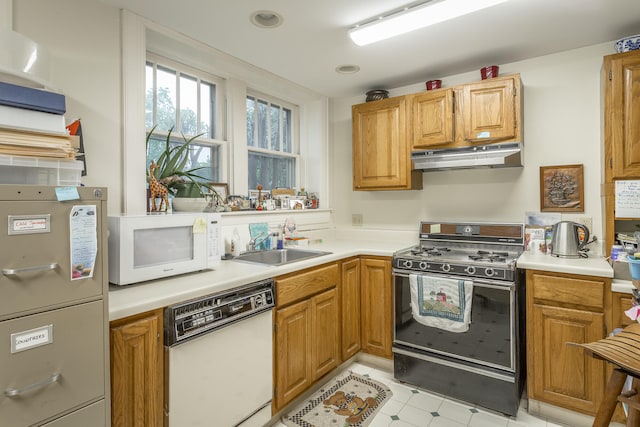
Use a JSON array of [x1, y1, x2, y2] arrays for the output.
[[392, 221, 525, 281]]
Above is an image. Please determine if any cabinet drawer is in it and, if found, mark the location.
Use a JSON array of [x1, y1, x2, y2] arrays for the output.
[[0, 201, 105, 319], [612, 292, 634, 328], [276, 263, 338, 306], [529, 271, 605, 310], [42, 400, 106, 427], [0, 301, 105, 426]]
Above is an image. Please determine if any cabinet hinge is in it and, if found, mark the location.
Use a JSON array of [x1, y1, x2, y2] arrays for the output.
[[610, 158, 613, 169], [609, 70, 613, 81], [274, 323, 278, 333], [274, 387, 278, 397]]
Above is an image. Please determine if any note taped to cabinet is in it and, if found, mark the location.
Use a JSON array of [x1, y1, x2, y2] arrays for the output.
[[615, 180, 640, 218]]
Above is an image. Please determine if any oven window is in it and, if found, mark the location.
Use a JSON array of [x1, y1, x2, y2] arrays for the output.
[[133, 226, 194, 268], [395, 276, 514, 370]]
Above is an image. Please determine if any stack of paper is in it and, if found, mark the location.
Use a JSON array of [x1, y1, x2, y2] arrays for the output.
[[0, 82, 76, 159]]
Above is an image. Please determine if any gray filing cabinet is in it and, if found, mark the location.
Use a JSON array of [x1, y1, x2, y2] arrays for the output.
[[0, 186, 109, 426]]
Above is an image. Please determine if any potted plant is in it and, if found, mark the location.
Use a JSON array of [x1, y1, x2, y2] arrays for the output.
[[146, 125, 221, 211]]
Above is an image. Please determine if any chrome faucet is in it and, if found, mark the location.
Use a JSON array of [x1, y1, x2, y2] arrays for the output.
[[247, 231, 270, 252]]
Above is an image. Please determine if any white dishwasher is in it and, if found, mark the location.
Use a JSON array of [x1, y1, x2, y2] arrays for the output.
[[164, 278, 275, 427]]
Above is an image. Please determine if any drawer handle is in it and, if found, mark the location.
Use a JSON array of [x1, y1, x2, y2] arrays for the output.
[[5, 372, 61, 397], [2, 263, 58, 276]]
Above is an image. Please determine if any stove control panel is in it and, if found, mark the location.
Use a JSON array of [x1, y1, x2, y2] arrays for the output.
[[392, 258, 512, 281]]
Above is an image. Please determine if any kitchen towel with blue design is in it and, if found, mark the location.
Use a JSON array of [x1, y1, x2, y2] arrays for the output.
[[409, 274, 473, 333]]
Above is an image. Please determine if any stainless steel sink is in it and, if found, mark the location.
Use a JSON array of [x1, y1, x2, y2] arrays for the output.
[[232, 248, 331, 266]]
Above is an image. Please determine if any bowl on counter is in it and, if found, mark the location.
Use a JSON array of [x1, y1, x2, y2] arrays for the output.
[[171, 197, 210, 212], [615, 34, 640, 53]]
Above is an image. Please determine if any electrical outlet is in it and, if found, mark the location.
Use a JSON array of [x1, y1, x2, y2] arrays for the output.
[[352, 214, 363, 226]]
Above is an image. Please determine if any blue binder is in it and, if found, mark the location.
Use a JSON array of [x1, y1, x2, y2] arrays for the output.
[[0, 82, 66, 115]]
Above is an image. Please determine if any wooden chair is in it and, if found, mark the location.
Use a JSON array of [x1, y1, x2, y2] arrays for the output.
[[573, 323, 640, 427]]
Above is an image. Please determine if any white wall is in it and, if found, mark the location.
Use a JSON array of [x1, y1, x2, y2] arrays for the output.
[[14, 0, 122, 215], [330, 42, 616, 254]]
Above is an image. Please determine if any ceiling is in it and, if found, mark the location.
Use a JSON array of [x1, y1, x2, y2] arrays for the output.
[[96, 0, 640, 98]]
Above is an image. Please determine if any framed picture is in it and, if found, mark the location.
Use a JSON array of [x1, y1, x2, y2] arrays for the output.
[[248, 189, 271, 200], [539, 164, 584, 212], [208, 182, 229, 204]]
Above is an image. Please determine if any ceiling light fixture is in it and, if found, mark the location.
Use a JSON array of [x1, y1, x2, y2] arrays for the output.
[[250, 10, 283, 29], [349, 0, 511, 46]]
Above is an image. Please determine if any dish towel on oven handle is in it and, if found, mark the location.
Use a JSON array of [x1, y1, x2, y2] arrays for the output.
[[409, 274, 474, 333]]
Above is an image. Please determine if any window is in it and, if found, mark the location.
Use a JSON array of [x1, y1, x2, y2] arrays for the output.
[[145, 55, 224, 182], [246, 93, 298, 191]]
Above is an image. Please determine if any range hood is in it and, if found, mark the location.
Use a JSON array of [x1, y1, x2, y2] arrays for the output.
[[412, 142, 522, 171]]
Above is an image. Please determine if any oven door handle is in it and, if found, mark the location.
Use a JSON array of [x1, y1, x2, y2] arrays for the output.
[[392, 271, 515, 291]]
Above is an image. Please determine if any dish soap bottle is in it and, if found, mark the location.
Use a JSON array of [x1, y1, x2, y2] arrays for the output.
[[231, 228, 240, 257]]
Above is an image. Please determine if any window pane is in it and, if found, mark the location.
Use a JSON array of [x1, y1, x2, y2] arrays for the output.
[[248, 152, 294, 191], [145, 64, 154, 129], [257, 100, 269, 149], [270, 104, 280, 151], [246, 97, 256, 147], [283, 107, 292, 153], [156, 66, 177, 131], [200, 82, 213, 138], [179, 74, 198, 135], [147, 134, 219, 184]]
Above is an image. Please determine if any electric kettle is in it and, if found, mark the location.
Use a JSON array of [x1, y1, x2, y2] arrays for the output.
[[550, 221, 590, 258]]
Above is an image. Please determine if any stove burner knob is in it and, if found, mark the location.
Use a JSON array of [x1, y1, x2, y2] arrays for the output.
[[441, 264, 451, 273], [402, 260, 413, 269], [419, 261, 428, 270], [485, 267, 495, 277], [465, 266, 476, 275]]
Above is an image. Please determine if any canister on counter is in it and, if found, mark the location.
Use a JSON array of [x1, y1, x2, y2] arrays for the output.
[[611, 245, 624, 261]]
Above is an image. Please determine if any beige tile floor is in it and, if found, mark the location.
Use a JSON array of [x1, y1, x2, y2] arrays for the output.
[[273, 362, 579, 427]]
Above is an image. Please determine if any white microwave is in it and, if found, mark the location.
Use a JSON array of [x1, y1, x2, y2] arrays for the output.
[[108, 212, 222, 286]]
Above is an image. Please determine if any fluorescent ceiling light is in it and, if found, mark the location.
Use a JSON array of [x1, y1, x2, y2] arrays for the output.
[[349, 0, 511, 46]]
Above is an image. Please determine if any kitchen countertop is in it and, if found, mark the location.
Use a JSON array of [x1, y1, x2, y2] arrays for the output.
[[108, 236, 415, 321], [516, 252, 613, 278]]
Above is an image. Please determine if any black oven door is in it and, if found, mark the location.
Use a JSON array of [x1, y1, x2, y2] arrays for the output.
[[394, 271, 517, 372]]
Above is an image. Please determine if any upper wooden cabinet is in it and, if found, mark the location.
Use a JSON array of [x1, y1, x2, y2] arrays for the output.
[[410, 88, 455, 148], [410, 74, 522, 150], [352, 96, 422, 191], [460, 75, 519, 143], [604, 50, 640, 181]]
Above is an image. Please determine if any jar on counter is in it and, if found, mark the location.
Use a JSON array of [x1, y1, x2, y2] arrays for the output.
[[611, 245, 624, 261]]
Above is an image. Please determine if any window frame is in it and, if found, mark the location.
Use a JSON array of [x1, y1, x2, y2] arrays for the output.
[[246, 90, 300, 191], [145, 53, 228, 184]]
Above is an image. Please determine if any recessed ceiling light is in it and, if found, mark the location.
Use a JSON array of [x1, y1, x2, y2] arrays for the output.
[[250, 10, 283, 28], [336, 65, 360, 74]]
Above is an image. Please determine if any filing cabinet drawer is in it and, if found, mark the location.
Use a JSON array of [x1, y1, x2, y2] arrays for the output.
[[0, 300, 105, 426], [0, 201, 104, 319]]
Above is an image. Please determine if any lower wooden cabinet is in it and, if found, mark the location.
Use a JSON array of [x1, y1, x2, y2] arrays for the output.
[[273, 264, 339, 411], [340, 257, 362, 360], [109, 308, 163, 427], [526, 270, 608, 416], [361, 257, 393, 358]]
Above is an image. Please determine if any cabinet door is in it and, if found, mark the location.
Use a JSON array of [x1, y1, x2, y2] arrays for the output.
[[529, 304, 605, 415], [110, 309, 163, 427], [461, 76, 517, 143], [341, 258, 361, 360], [605, 50, 640, 179], [352, 97, 419, 190], [311, 288, 339, 380], [361, 257, 393, 358], [274, 300, 312, 411], [411, 89, 455, 148]]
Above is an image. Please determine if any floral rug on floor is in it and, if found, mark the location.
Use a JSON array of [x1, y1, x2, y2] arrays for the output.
[[282, 371, 393, 427]]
